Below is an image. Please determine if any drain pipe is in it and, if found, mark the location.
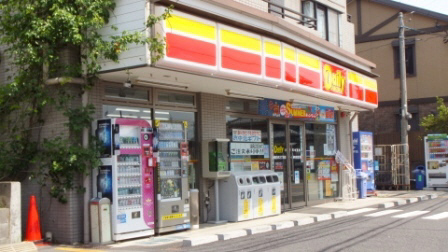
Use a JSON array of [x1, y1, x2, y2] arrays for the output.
[[82, 86, 91, 244], [349, 111, 358, 166]]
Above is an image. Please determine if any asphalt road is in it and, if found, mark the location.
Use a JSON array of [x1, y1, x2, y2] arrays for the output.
[[177, 193, 448, 252]]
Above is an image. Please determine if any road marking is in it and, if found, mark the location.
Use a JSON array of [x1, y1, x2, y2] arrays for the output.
[[55, 248, 105, 252], [392, 211, 429, 218], [365, 209, 403, 217], [346, 208, 377, 216], [422, 212, 448, 220]]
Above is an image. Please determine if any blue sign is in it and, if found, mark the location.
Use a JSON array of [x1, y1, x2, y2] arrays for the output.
[[258, 99, 335, 122]]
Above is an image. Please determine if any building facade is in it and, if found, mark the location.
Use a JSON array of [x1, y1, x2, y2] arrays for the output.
[[347, 0, 448, 169], [3, 0, 379, 244]]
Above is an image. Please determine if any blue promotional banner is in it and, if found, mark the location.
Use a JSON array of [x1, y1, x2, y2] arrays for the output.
[[258, 99, 335, 122]]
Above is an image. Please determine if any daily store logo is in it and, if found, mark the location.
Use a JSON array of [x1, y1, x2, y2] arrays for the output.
[[322, 62, 347, 96]]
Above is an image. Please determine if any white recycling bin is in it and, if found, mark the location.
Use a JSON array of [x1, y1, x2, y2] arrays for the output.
[[219, 172, 253, 222], [264, 172, 281, 216], [251, 174, 268, 219]]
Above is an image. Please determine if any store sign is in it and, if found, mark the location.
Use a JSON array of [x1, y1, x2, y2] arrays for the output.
[[232, 129, 262, 142], [155, 7, 379, 110], [322, 62, 347, 96], [230, 142, 264, 155], [427, 134, 448, 141], [258, 99, 335, 122]]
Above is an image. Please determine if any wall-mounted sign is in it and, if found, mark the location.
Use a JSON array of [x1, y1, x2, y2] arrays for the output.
[[258, 99, 335, 122], [155, 7, 378, 110], [230, 142, 264, 156], [232, 129, 262, 142]]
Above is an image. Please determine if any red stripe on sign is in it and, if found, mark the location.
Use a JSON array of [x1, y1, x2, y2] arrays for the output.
[[265, 57, 281, 79], [285, 62, 296, 83], [350, 83, 364, 101], [166, 33, 216, 66], [299, 67, 320, 89], [221, 47, 261, 75], [365, 89, 378, 104]]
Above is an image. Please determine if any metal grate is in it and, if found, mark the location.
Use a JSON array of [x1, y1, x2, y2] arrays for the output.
[[374, 144, 410, 190], [335, 151, 357, 201]]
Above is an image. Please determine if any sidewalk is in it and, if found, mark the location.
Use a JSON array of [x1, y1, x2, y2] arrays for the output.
[[39, 190, 446, 251]]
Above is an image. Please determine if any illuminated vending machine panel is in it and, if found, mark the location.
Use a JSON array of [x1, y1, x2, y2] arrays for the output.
[[154, 121, 190, 234], [353, 131, 375, 195], [95, 118, 155, 241], [424, 134, 448, 189]]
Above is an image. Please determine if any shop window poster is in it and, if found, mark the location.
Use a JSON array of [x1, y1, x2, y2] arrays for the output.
[[232, 129, 262, 142], [317, 160, 331, 180], [324, 124, 336, 156]]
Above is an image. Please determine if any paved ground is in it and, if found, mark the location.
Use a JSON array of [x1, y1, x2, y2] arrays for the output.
[[180, 192, 448, 252], [38, 190, 447, 252]]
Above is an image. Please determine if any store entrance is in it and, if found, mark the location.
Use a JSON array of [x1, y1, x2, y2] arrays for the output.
[[271, 121, 306, 210]]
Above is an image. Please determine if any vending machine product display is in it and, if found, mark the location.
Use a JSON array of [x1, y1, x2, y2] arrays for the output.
[[154, 121, 190, 233], [424, 134, 448, 189], [353, 131, 375, 195], [94, 118, 155, 241]]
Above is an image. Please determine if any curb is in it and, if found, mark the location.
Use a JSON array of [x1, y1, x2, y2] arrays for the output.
[[182, 193, 438, 247]]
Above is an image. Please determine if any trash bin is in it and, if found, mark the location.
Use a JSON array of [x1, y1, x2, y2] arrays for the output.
[[90, 197, 112, 244], [413, 166, 426, 190], [356, 172, 367, 199]]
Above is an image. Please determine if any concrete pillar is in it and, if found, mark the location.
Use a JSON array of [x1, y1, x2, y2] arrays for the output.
[[0, 182, 21, 244]]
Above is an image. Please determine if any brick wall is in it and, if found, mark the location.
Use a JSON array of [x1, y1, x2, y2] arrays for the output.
[[197, 93, 227, 222]]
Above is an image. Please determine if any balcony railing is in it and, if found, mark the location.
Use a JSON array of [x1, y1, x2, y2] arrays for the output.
[[261, 0, 317, 28]]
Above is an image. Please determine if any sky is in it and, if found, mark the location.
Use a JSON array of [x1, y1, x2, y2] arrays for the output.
[[392, 0, 448, 15]]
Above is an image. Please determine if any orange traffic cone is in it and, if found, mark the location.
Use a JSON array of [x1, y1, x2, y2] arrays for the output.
[[25, 195, 42, 242]]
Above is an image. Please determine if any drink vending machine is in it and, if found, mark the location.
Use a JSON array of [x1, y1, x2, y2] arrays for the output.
[[94, 118, 156, 241], [153, 120, 190, 234], [353, 131, 375, 195], [424, 134, 448, 189]]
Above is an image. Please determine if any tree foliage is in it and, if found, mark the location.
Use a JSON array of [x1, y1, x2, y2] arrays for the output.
[[0, 0, 171, 203], [420, 97, 448, 134]]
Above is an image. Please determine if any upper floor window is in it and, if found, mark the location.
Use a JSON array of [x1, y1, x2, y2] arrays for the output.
[[302, 1, 340, 46], [392, 39, 416, 78]]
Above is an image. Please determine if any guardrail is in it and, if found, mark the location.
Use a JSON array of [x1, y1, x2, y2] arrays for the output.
[[261, 0, 317, 28]]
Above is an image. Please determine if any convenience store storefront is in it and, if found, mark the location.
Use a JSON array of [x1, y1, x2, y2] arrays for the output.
[[97, 6, 378, 218]]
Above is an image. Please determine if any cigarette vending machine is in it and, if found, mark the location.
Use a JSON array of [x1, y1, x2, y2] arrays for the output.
[[424, 134, 448, 189], [153, 120, 190, 234], [94, 118, 156, 241], [353, 131, 375, 195]]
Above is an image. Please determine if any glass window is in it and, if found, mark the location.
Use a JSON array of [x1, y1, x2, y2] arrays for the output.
[[155, 110, 198, 189], [105, 86, 150, 102], [305, 123, 338, 200], [157, 92, 194, 106], [102, 105, 152, 120], [226, 98, 258, 114], [328, 9, 339, 46], [302, 1, 315, 28], [316, 5, 327, 41], [226, 116, 269, 172], [393, 44, 416, 77]]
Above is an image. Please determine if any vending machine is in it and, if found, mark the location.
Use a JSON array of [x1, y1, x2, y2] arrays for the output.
[[353, 131, 375, 195], [94, 118, 156, 241], [424, 134, 448, 189], [153, 120, 190, 234]]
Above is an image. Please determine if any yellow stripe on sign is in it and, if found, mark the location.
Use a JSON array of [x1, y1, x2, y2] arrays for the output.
[[348, 72, 363, 85], [364, 78, 377, 91], [221, 29, 261, 52], [298, 53, 320, 70], [56, 248, 105, 252], [264, 41, 281, 57], [284, 47, 295, 62], [166, 15, 216, 40]]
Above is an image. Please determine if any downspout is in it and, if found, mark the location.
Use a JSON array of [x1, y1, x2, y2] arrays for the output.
[[82, 87, 90, 244], [349, 112, 358, 166], [149, 0, 157, 67]]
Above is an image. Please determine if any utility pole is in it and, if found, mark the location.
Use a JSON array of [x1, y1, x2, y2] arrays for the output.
[[398, 12, 410, 187], [398, 12, 409, 145]]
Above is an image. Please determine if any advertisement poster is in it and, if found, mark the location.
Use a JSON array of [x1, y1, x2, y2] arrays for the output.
[[230, 143, 264, 155], [294, 170, 300, 184], [324, 125, 336, 156], [97, 119, 112, 157], [317, 160, 331, 180], [258, 99, 335, 123], [97, 165, 113, 202], [276, 172, 284, 190], [232, 129, 262, 142], [325, 180, 332, 196]]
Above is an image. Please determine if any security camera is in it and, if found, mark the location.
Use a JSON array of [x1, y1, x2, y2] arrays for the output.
[[123, 80, 132, 88]]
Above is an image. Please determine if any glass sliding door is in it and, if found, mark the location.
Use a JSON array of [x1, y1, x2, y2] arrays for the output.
[[272, 123, 288, 209], [289, 124, 305, 208]]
